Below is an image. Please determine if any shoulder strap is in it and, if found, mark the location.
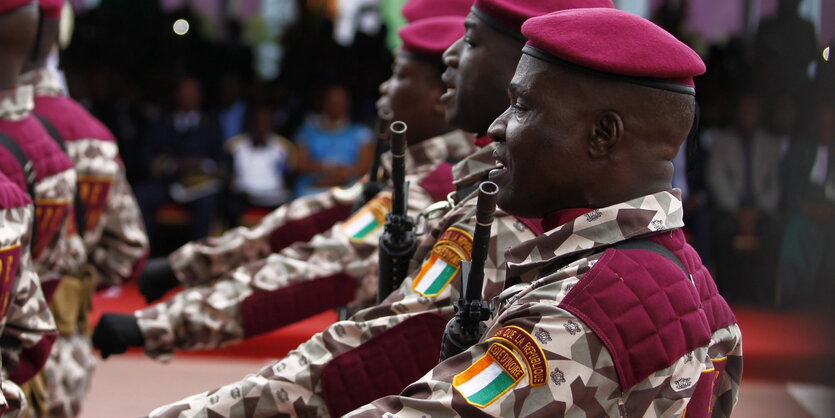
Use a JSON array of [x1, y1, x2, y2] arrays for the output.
[[34, 112, 86, 236], [0, 133, 36, 200], [612, 239, 692, 281]]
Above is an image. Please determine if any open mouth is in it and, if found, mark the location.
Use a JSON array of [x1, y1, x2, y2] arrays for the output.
[[440, 87, 456, 104], [489, 152, 509, 179]]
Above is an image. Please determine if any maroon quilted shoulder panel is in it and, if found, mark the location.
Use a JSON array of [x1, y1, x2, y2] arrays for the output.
[[321, 312, 448, 418], [560, 231, 713, 390], [268, 202, 354, 252], [0, 149, 27, 193], [240, 273, 356, 338], [418, 162, 455, 203], [0, 116, 74, 181], [34, 96, 116, 143], [0, 172, 31, 209]]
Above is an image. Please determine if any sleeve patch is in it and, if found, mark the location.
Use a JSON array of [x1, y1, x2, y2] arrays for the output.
[[412, 227, 473, 297], [489, 325, 549, 386], [77, 175, 114, 233], [33, 199, 71, 258], [453, 343, 524, 408], [341, 193, 391, 241], [0, 244, 22, 317]]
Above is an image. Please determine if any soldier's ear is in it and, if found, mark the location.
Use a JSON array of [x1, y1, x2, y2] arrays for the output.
[[588, 111, 623, 158]]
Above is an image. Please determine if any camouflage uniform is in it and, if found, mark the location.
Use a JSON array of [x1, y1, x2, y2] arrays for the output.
[[18, 67, 150, 417], [347, 190, 743, 417], [0, 171, 58, 418], [136, 131, 476, 361], [147, 144, 543, 417]]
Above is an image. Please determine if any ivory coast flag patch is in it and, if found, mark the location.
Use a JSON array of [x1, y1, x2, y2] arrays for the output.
[[453, 343, 525, 408], [412, 227, 473, 297], [342, 194, 391, 241]]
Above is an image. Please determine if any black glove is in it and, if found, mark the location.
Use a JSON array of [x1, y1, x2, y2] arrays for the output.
[[92, 313, 145, 359], [138, 257, 179, 303]]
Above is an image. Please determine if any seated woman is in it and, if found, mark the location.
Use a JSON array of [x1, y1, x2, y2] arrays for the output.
[[293, 84, 373, 197]]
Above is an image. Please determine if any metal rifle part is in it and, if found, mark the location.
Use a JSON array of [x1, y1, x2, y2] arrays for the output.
[[356, 107, 394, 210], [439, 181, 498, 361], [376, 121, 417, 303]]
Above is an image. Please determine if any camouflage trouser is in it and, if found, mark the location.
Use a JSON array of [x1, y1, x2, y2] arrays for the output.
[[39, 334, 95, 418], [148, 311, 434, 417]]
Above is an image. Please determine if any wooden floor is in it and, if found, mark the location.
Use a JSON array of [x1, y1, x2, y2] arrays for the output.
[[78, 354, 834, 418]]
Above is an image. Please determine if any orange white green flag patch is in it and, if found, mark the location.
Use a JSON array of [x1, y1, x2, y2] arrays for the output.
[[342, 194, 391, 241], [453, 343, 525, 407], [412, 227, 472, 297]]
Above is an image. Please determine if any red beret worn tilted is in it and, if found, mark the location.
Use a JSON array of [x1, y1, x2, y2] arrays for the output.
[[521, 8, 705, 94], [399, 16, 466, 60], [471, 0, 614, 40], [402, 0, 473, 22], [39, 0, 62, 19], [0, 0, 35, 15]]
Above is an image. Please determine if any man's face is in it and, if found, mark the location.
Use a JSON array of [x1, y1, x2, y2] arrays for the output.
[[441, 13, 522, 134], [377, 52, 444, 142], [488, 56, 594, 218]]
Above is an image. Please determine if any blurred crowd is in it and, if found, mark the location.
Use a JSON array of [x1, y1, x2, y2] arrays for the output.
[[59, 0, 832, 309]]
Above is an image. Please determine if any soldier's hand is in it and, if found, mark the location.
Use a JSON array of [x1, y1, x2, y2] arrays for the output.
[[139, 257, 179, 303], [92, 313, 145, 359]]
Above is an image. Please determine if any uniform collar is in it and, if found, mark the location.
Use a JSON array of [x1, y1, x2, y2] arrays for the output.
[[451, 143, 497, 188], [19, 67, 64, 98], [0, 85, 34, 122], [505, 189, 685, 275], [381, 129, 474, 176]]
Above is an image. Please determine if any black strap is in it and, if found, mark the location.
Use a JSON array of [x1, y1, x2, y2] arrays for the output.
[[612, 239, 692, 281], [0, 133, 37, 247], [0, 133, 36, 200], [34, 112, 87, 237]]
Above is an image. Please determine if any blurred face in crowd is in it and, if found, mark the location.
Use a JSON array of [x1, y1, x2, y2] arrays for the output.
[[377, 51, 447, 144], [441, 13, 523, 134], [176, 77, 202, 112], [250, 107, 274, 144], [736, 95, 760, 134], [0, 3, 39, 90], [322, 86, 350, 122]]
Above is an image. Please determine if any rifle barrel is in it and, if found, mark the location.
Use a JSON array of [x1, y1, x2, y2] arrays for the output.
[[465, 181, 498, 301], [390, 121, 408, 215]]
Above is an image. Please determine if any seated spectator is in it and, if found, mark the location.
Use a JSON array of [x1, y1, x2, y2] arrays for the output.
[[293, 84, 373, 197], [134, 75, 226, 243], [778, 101, 835, 307], [225, 106, 295, 226], [707, 93, 783, 304]]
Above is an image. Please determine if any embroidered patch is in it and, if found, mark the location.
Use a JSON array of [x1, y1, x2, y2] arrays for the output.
[[412, 227, 473, 297], [33, 199, 71, 258], [453, 343, 525, 408], [0, 244, 22, 317], [78, 175, 114, 233], [489, 325, 549, 386], [342, 194, 391, 241]]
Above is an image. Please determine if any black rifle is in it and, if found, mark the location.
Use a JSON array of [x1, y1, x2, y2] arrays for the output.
[[377, 121, 417, 303], [356, 107, 394, 210], [440, 181, 498, 361]]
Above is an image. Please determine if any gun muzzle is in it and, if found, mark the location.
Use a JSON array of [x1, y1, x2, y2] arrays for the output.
[[376, 107, 394, 138], [475, 181, 498, 226]]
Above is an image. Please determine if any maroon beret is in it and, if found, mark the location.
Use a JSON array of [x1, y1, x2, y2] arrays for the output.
[[522, 8, 705, 94], [400, 16, 466, 60], [0, 0, 34, 14], [39, 0, 62, 19], [471, 0, 614, 40], [402, 0, 472, 22]]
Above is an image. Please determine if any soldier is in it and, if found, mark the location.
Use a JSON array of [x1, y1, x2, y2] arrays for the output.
[[135, 0, 477, 304], [0, 169, 58, 418], [146, 0, 612, 416], [94, 14, 476, 361], [348, 9, 742, 417], [16, 0, 150, 415]]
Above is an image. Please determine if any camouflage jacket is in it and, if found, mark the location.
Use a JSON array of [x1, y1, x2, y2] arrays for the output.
[[146, 144, 543, 417], [137, 131, 476, 360], [21, 67, 149, 287], [0, 172, 58, 416], [0, 85, 84, 291], [348, 190, 743, 418]]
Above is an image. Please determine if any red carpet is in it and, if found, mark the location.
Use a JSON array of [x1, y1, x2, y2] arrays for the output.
[[92, 284, 835, 385]]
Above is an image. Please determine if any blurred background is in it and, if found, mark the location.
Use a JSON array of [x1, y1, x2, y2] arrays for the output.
[[52, 0, 835, 416]]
